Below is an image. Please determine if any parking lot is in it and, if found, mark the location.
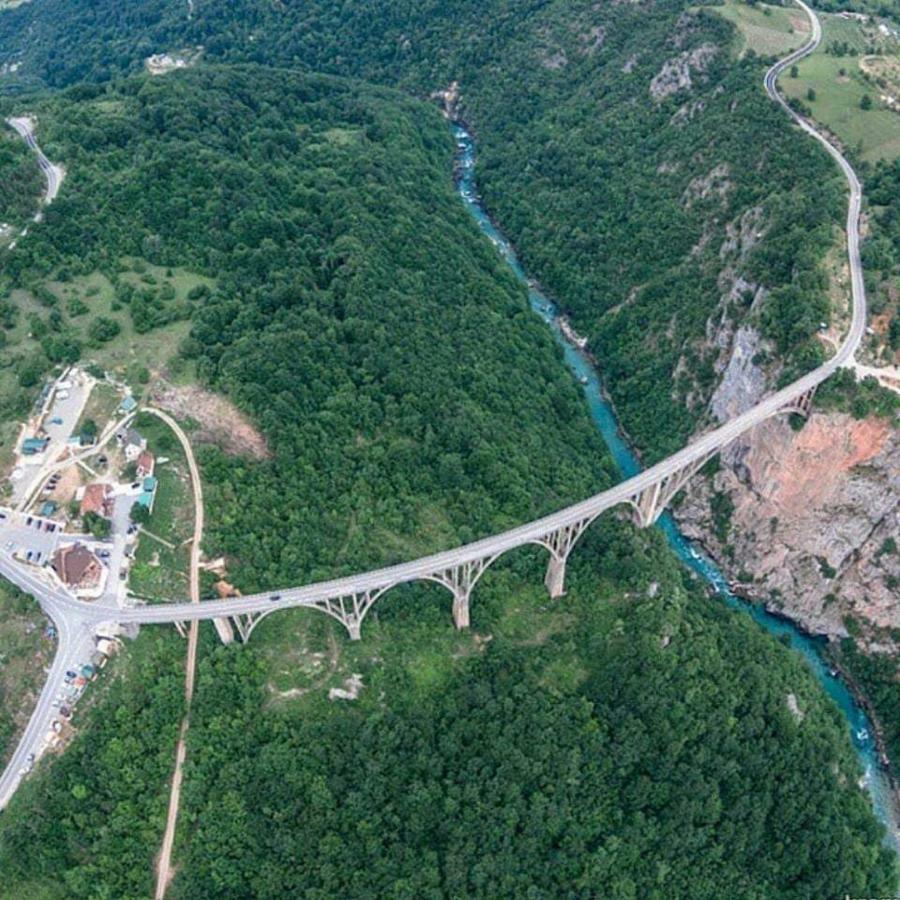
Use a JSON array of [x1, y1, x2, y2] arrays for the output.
[[9, 372, 92, 507]]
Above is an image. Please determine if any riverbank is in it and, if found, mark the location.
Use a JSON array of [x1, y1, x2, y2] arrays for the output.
[[451, 119, 900, 848]]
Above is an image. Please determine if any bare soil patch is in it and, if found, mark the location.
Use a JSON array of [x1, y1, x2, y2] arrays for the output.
[[151, 383, 270, 460]]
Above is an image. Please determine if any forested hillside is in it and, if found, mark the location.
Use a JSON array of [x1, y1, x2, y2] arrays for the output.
[[1, 66, 614, 586], [0, 530, 894, 897], [0, 127, 41, 233], [0, 0, 896, 895], [0, 0, 870, 540], [0, 0, 848, 459]]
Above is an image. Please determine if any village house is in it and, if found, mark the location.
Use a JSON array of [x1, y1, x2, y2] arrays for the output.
[[136, 449, 155, 479], [78, 483, 114, 519], [117, 426, 147, 463], [51, 543, 106, 599]]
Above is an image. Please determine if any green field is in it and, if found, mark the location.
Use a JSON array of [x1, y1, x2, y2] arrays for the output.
[[714, 0, 810, 57], [780, 12, 900, 162], [0, 258, 210, 487], [127, 414, 194, 603], [250, 547, 623, 709]]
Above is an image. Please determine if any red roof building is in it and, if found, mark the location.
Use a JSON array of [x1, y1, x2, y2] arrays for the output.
[[80, 483, 113, 519], [136, 450, 155, 479]]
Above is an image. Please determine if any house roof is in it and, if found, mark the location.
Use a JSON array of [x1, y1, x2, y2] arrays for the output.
[[80, 483, 113, 517], [124, 427, 145, 447], [52, 543, 102, 588], [137, 449, 155, 472]]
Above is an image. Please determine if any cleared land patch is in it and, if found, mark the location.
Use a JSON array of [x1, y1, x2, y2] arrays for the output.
[[150, 381, 269, 460], [780, 11, 900, 163], [714, 0, 809, 58]]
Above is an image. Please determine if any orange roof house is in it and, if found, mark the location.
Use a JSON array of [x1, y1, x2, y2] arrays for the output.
[[136, 450, 155, 479], [80, 483, 114, 518]]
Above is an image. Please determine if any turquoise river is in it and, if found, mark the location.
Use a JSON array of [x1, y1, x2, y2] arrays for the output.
[[452, 121, 899, 851]]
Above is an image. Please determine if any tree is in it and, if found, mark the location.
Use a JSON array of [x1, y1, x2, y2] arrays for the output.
[[130, 503, 151, 525], [806, 87, 816, 101], [860, 94, 873, 110], [79, 418, 98, 444], [790, 64, 799, 78], [88, 316, 121, 343], [82, 510, 111, 539]]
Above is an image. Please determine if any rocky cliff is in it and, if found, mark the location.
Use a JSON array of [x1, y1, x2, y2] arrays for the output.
[[678, 410, 899, 644]]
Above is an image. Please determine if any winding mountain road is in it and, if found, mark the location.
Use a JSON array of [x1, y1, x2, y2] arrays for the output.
[[0, 0, 870, 812], [6, 116, 64, 206]]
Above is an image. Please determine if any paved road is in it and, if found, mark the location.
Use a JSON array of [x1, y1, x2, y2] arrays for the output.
[[0, 553, 95, 808], [0, 0, 870, 808], [6, 117, 64, 206]]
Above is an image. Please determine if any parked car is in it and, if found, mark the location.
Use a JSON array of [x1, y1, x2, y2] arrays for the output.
[[25, 516, 32, 526], [50, 417, 63, 425], [64, 670, 76, 681], [269, 594, 282, 602]]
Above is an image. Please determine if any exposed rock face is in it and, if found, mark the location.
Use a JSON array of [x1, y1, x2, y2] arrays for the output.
[[682, 162, 732, 208], [709, 325, 767, 423], [650, 45, 717, 101], [678, 413, 900, 640], [579, 25, 606, 54]]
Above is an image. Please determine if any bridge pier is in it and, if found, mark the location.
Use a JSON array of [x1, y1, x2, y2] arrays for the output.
[[539, 517, 594, 599], [628, 451, 716, 529], [544, 554, 567, 599], [429, 558, 496, 631], [452, 592, 470, 630], [213, 617, 234, 644]]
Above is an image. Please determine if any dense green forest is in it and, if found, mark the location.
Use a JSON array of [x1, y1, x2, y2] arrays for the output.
[[0, 0, 848, 458], [0, 529, 894, 898], [172, 538, 896, 897], [1, 67, 614, 586], [0, 127, 41, 232], [0, 632, 185, 898], [0, 0, 896, 893]]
